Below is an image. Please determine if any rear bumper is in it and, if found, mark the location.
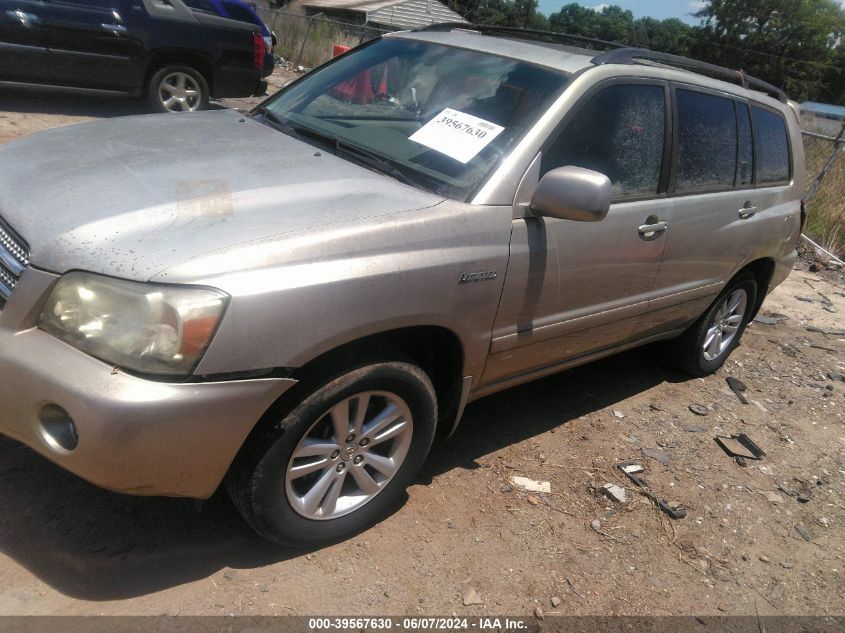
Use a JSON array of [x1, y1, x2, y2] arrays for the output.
[[0, 271, 297, 499]]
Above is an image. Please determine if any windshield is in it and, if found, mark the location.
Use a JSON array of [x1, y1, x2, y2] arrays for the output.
[[258, 38, 570, 200]]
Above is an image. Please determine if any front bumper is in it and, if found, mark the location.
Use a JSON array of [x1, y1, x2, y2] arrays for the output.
[[0, 269, 297, 499]]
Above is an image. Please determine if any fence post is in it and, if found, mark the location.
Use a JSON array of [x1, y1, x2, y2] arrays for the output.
[[298, 12, 324, 67]]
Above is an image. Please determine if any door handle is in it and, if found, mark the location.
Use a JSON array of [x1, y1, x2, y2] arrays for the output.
[[638, 220, 668, 238], [7, 10, 39, 25], [738, 205, 758, 219], [101, 23, 128, 33]]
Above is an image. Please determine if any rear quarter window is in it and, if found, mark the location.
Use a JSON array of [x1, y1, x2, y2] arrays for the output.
[[752, 106, 790, 184]]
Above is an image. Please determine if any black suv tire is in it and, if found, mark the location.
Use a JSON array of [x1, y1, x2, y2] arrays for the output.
[[147, 65, 209, 113]]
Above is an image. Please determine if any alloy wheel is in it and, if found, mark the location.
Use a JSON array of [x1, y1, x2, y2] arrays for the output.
[[158, 72, 202, 112], [285, 391, 414, 520], [702, 288, 747, 361]]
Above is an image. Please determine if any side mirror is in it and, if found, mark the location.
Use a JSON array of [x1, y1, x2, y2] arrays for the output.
[[529, 166, 612, 222]]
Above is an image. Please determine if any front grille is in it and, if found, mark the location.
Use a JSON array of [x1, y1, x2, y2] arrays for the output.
[[0, 216, 29, 306]]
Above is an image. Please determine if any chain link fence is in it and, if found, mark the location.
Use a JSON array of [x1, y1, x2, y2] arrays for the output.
[[802, 126, 845, 263], [255, 8, 393, 70]]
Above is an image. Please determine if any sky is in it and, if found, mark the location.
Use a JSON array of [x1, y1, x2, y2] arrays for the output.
[[535, 1, 707, 23]]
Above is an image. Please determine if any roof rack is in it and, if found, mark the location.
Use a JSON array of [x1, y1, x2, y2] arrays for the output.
[[412, 23, 626, 53], [592, 47, 787, 102], [412, 23, 788, 103]]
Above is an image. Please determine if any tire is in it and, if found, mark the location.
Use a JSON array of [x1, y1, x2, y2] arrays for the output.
[[225, 361, 437, 546], [673, 273, 758, 377], [147, 65, 209, 113]]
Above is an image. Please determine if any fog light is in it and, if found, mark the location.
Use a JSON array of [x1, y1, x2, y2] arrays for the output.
[[38, 405, 78, 452]]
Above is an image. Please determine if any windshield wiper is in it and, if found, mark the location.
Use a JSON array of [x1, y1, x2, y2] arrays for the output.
[[255, 110, 420, 189]]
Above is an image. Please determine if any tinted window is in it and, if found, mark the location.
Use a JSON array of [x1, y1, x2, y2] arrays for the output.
[[736, 102, 753, 186], [542, 84, 665, 198], [222, 2, 258, 23], [183, 0, 219, 12], [753, 106, 790, 184], [676, 90, 737, 191], [54, 0, 119, 8]]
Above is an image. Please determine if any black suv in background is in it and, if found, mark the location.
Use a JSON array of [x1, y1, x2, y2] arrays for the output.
[[0, 0, 272, 112]]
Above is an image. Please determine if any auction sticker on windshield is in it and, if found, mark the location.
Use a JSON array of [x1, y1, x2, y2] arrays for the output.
[[409, 108, 505, 164]]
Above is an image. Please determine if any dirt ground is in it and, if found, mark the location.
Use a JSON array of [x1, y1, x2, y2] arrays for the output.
[[0, 78, 844, 619]]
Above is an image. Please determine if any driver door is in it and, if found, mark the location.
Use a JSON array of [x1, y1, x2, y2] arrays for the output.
[[481, 81, 673, 386]]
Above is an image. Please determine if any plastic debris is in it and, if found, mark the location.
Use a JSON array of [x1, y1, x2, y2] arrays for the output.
[[509, 476, 551, 494]]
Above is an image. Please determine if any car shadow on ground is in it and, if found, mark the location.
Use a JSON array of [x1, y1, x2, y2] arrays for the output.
[[0, 82, 225, 118], [0, 346, 691, 602]]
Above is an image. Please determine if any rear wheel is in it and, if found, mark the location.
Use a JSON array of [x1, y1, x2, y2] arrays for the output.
[[673, 273, 757, 376], [226, 361, 437, 546], [148, 65, 209, 113]]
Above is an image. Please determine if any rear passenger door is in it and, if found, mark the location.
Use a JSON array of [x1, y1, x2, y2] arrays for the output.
[[37, 0, 144, 91], [0, 0, 51, 82], [638, 86, 763, 336]]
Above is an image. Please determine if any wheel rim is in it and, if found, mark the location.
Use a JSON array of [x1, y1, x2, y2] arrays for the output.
[[702, 289, 747, 362], [158, 72, 201, 112], [285, 390, 414, 521]]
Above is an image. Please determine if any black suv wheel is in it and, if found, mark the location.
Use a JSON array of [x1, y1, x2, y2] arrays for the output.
[[148, 65, 209, 113]]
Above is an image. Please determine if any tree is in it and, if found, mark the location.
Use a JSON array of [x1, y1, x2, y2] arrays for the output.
[[690, 0, 845, 102]]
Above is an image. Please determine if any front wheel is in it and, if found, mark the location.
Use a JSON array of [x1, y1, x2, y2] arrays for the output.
[[147, 65, 209, 113], [226, 361, 437, 546], [672, 273, 757, 376]]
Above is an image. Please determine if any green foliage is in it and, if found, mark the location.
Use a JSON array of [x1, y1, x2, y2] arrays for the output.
[[443, 0, 845, 103], [691, 0, 845, 102]]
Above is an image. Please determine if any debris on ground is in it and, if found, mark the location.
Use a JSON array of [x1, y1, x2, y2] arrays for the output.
[[641, 447, 671, 466], [688, 404, 709, 416], [795, 524, 813, 542], [725, 376, 749, 404], [602, 483, 628, 503], [620, 463, 644, 474], [616, 463, 687, 519], [550, 596, 561, 607], [533, 606, 544, 619], [762, 491, 784, 504], [613, 410, 626, 419], [509, 476, 551, 494], [462, 587, 483, 606], [715, 434, 766, 461]]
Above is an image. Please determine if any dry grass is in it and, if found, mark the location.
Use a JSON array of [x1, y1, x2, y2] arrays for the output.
[[803, 131, 845, 258], [263, 11, 373, 69]]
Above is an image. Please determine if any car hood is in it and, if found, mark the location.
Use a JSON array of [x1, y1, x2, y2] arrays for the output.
[[0, 109, 444, 281]]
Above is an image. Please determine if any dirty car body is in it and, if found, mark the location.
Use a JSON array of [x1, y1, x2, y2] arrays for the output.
[[0, 26, 804, 544]]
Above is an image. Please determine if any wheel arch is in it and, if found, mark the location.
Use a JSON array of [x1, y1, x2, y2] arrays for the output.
[[735, 257, 776, 320], [232, 325, 466, 470], [145, 49, 215, 95]]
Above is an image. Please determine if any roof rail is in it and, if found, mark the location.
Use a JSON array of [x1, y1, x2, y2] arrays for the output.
[[592, 47, 787, 102], [412, 22, 626, 52]]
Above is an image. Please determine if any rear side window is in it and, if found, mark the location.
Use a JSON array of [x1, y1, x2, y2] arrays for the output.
[[675, 89, 737, 191], [222, 1, 259, 24], [753, 107, 790, 184], [542, 84, 666, 198], [183, 0, 218, 12]]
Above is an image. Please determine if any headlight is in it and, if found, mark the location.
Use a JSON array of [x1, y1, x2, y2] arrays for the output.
[[39, 272, 228, 375]]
